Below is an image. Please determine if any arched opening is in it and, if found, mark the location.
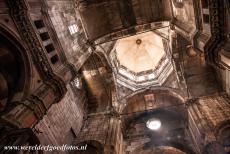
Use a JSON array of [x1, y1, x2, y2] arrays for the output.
[[203, 142, 226, 154], [0, 27, 31, 113], [122, 89, 186, 115], [122, 89, 189, 154], [79, 52, 114, 113]]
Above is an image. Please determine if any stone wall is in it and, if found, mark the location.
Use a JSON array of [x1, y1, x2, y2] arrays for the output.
[[35, 84, 85, 147], [171, 0, 196, 41], [218, 49, 230, 95], [46, 0, 92, 69], [73, 115, 123, 154], [188, 94, 230, 153], [172, 0, 195, 25]]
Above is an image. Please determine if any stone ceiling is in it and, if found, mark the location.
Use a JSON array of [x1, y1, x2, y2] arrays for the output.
[[76, 0, 172, 41]]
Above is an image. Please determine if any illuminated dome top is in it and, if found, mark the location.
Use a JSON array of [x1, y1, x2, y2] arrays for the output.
[[110, 30, 173, 90], [115, 32, 165, 73]]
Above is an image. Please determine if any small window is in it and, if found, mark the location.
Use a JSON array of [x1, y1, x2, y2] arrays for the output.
[[34, 20, 45, 29], [68, 24, 78, 35], [45, 44, 55, 53], [40, 32, 50, 41], [203, 14, 210, 23], [72, 77, 82, 89], [50, 55, 59, 64], [173, 0, 183, 8]]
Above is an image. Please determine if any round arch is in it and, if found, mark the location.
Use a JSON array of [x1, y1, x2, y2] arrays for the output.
[[0, 25, 32, 112], [121, 87, 186, 114], [121, 87, 189, 154]]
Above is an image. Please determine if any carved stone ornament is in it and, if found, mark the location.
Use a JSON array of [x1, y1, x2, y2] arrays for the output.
[[7, 0, 67, 103], [205, 0, 225, 66]]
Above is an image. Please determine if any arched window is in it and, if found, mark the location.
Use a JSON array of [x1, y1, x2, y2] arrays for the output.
[[173, 0, 184, 8], [0, 26, 31, 112]]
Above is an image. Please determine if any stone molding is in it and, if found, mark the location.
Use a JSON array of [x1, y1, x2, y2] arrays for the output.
[[7, 0, 67, 103]]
